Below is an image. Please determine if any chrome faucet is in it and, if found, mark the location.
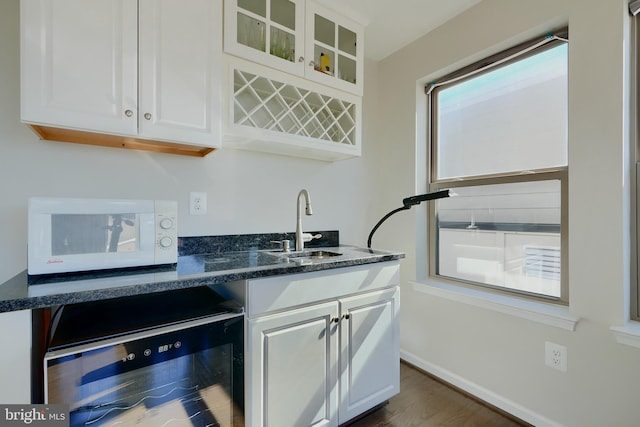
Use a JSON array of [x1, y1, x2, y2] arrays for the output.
[[296, 189, 313, 251]]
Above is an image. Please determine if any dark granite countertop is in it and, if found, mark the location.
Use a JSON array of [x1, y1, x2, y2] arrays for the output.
[[0, 232, 404, 313]]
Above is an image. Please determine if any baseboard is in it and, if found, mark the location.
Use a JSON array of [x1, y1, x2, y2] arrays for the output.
[[400, 350, 564, 427]]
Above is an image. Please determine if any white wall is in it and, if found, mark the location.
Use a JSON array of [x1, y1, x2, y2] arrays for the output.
[[0, 0, 382, 402], [371, 0, 640, 425]]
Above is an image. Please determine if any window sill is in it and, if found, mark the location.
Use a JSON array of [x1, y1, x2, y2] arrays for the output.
[[610, 322, 640, 348], [409, 280, 579, 331]]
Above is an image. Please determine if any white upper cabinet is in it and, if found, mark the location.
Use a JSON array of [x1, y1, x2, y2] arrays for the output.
[[21, 0, 222, 156], [137, 0, 222, 147], [223, 0, 363, 161], [21, 0, 138, 136], [224, 0, 363, 96]]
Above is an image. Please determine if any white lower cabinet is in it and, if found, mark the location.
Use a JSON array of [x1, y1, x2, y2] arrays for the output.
[[0, 310, 32, 403], [248, 301, 340, 426], [338, 288, 400, 424], [223, 262, 400, 427]]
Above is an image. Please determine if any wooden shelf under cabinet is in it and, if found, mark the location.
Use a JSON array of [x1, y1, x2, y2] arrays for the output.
[[27, 124, 215, 157]]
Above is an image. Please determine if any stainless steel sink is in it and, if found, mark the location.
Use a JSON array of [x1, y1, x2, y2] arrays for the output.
[[294, 250, 342, 259], [270, 250, 343, 262]]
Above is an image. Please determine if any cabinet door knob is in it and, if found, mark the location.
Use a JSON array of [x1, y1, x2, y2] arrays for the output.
[[342, 314, 350, 320], [144, 113, 152, 120], [331, 317, 340, 324], [308, 60, 315, 67], [124, 109, 133, 117], [298, 56, 304, 63]]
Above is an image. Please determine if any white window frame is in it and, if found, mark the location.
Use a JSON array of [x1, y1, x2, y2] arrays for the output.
[[426, 32, 569, 304]]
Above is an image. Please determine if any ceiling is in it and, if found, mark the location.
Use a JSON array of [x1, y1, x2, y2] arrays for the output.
[[316, 0, 482, 61]]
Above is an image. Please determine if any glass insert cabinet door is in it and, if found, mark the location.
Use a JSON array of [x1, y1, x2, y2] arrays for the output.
[[225, 0, 364, 96], [305, 1, 363, 96], [225, 0, 305, 76]]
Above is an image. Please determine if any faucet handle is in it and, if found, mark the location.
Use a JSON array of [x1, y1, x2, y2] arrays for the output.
[[302, 233, 322, 243]]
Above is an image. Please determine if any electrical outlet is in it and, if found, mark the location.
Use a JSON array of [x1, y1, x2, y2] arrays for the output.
[[545, 341, 567, 372], [189, 192, 207, 215]]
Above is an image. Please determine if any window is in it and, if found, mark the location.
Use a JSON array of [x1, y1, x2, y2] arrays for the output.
[[427, 33, 568, 302]]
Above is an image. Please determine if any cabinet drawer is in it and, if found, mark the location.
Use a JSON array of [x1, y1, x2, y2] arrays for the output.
[[244, 261, 399, 318]]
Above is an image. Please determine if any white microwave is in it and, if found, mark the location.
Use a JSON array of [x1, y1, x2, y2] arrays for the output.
[[28, 197, 178, 275]]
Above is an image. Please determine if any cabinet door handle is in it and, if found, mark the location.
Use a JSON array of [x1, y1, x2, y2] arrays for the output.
[[331, 314, 350, 324], [144, 113, 152, 120], [308, 60, 315, 67], [124, 109, 133, 117], [298, 56, 304, 63]]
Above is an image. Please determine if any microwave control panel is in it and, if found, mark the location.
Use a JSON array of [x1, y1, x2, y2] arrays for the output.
[[154, 200, 178, 264]]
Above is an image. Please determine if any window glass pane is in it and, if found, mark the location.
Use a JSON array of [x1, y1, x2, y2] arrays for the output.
[[435, 44, 568, 180], [436, 180, 561, 298]]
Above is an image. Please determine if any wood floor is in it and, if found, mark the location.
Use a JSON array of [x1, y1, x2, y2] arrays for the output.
[[347, 362, 530, 427]]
